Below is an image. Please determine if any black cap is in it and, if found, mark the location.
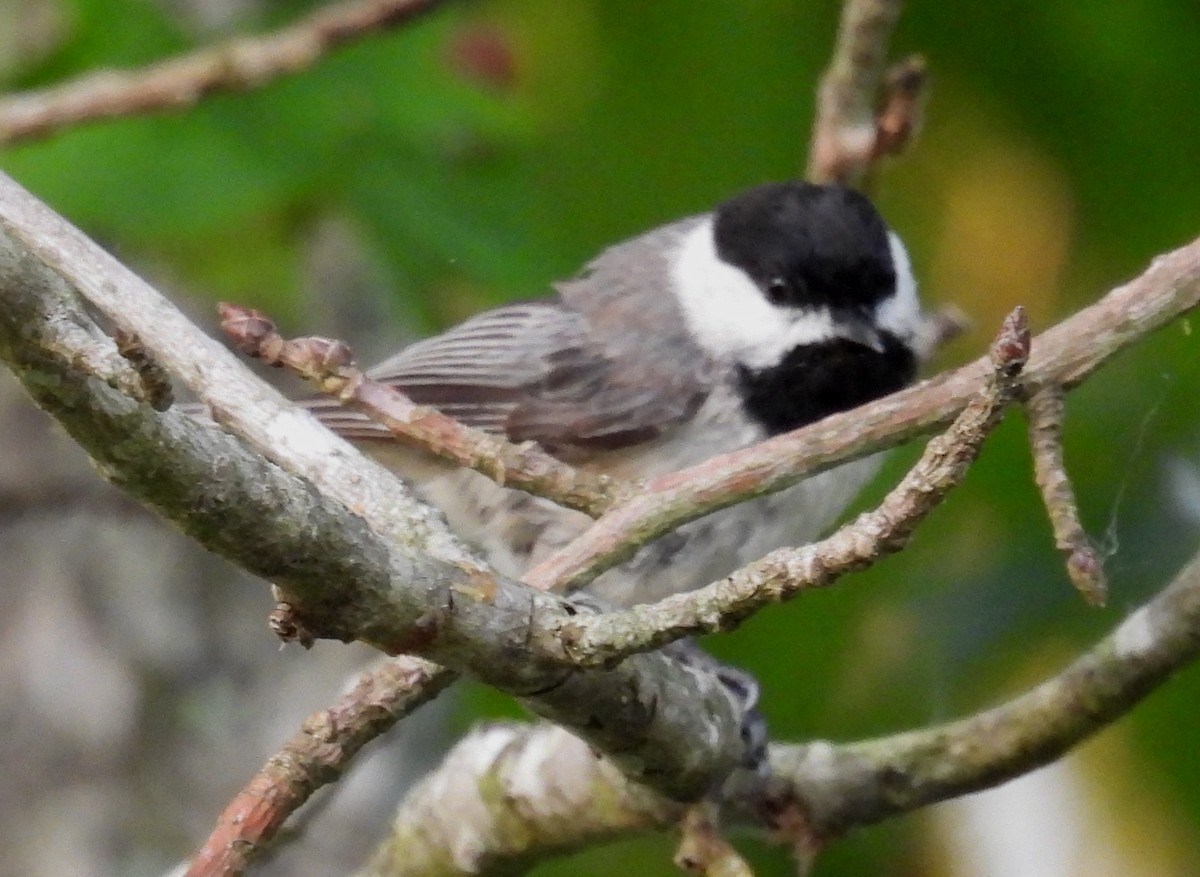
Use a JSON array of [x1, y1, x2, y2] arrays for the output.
[[713, 182, 896, 312]]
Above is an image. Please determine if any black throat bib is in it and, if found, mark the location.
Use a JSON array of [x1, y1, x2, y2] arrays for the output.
[[737, 334, 917, 435]]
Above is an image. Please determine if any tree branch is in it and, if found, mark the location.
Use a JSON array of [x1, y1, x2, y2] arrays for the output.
[[0, 169, 750, 804], [7, 0, 1191, 870], [186, 656, 453, 877], [0, 0, 454, 145], [353, 545, 1200, 875], [769, 545, 1200, 839]]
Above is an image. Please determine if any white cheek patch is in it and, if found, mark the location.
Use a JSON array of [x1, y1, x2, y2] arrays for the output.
[[877, 232, 927, 354], [671, 219, 838, 369]]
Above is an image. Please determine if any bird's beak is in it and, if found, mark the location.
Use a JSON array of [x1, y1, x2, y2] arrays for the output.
[[913, 304, 971, 361], [836, 315, 888, 354]]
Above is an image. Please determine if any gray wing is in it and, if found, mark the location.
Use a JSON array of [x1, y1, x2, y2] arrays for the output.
[[310, 216, 716, 456], [308, 298, 710, 457]]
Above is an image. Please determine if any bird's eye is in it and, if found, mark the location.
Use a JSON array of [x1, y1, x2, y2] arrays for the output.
[[765, 276, 790, 305]]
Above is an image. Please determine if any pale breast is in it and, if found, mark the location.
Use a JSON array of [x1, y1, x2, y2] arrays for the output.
[[361, 387, 881, 607]]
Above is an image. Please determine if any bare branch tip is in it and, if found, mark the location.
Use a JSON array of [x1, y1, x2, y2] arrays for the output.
[[1068, 546, 1109, 608], [990, 306, 1031, 376], [1024, 385, 1109, 606]]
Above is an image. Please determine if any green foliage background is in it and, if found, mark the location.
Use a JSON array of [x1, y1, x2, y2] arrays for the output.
[[3, 0, 1199, 873]]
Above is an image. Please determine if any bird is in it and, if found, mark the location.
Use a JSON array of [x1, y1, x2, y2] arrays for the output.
[[308, 181, 932, 608]]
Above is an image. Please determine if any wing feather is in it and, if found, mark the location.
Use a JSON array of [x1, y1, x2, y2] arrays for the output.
[[306, 298, 709, 455]]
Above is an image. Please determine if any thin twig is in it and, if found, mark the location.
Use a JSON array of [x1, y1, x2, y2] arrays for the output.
[[769, 547, 1200, 838], [543, 309, 1030, 666], [185, 656, 453, 877], [1025, 386, 1108, 606], [218, 302, 627, 517], [0, 0, 454, 145], [806, 0, 914, 184]]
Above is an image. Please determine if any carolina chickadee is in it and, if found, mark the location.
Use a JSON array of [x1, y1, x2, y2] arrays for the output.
[[311, 182, 930, 607]]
